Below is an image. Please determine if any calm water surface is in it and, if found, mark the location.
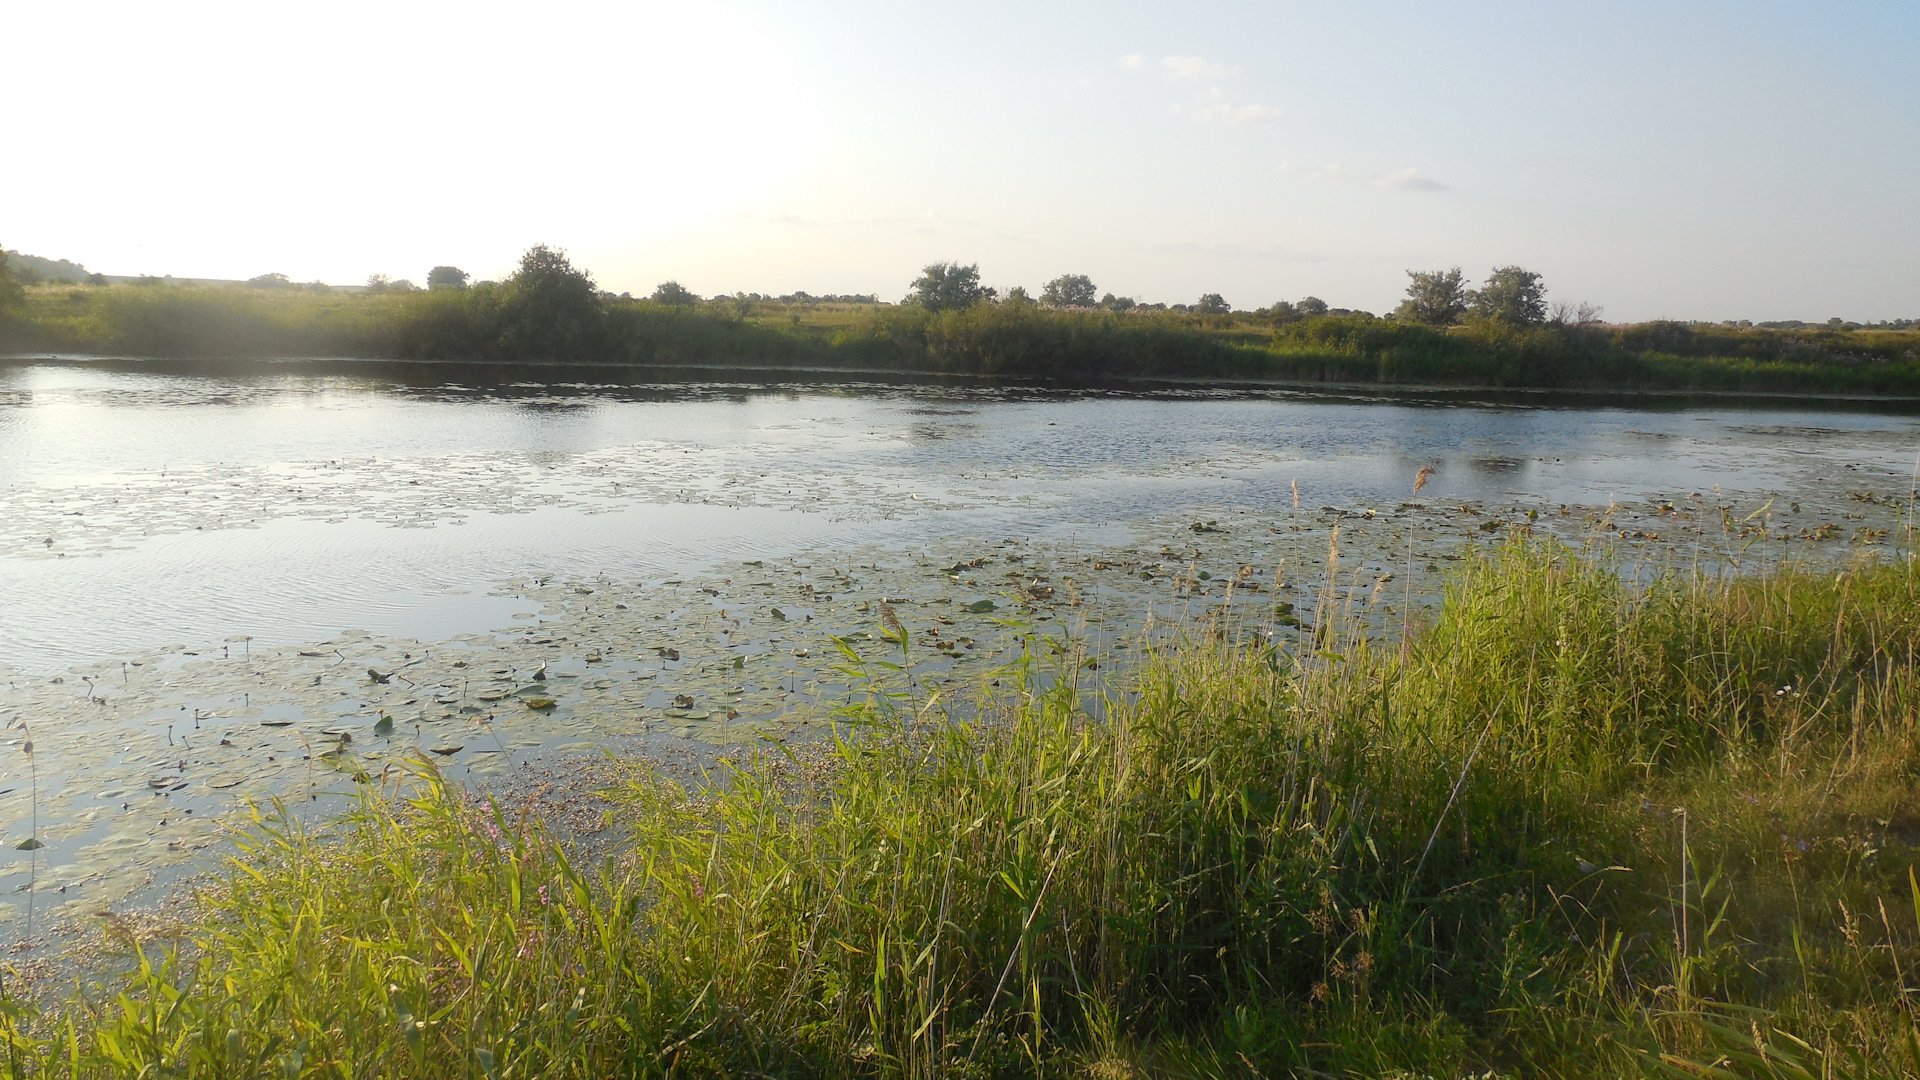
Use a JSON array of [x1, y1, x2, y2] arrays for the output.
[[4, 360, 1917, 674], [1, 358, 1917, 925]]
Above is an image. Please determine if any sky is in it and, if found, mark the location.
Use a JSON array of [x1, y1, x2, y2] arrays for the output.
[[7, 0, 1918, 322]]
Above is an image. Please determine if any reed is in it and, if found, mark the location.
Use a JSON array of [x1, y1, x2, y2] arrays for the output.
[[2, 540, 1917, 1075], [7, 283, 1918, 394]]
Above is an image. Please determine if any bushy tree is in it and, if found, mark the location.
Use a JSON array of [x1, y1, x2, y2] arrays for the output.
[[0, 247, 23, 311], [1003, 285, 1033, 305], [652, 280, 698, 305], [1296, 295, 1328, 317], [428, 266, 470, 290], [1040, 273, 1097, 307], [1470, 266, 1547, 325], [510, 245, 599, 312], [1195, 293, 1230, 314], [1397, 268, 1468, 325], [906, 262, 989, 312], [1099, 293, 1137, 312], [249, 272, 293, 289], [1263, 300, 1299, 322], [499, 244, 604, 359]]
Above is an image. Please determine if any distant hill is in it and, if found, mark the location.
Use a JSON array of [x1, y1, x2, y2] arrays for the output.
[[5, 250, 98, 283], [2, 249, 367, 291]]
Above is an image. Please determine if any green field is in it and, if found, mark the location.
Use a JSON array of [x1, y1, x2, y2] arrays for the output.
[[5, 280, 1919, 395]]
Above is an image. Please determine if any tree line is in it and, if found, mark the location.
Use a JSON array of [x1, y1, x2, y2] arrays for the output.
[[6, 245, 1916, 394], [12, 239, 1917, 331], [905, 262, 1328, 320], [898, 260, 1607, 330]]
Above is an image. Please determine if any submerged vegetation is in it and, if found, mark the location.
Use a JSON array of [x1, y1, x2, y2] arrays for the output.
[[3, 246, 1918, 394], [5, 540, 1919, 1075]]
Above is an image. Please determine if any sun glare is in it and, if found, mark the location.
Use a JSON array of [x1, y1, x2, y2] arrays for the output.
[[8, 1, 821, 283]]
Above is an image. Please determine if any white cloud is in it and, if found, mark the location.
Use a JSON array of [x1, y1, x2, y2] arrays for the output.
[[1192, 102, 1282, 126], [1378, 167, 1450, 192], [1118, 53, 1145, 71], [1160, 55, 1239, 81]]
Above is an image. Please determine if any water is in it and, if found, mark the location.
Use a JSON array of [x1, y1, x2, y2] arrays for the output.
[[1, 357, 1916, 924], [7, 360, 1916, 672]]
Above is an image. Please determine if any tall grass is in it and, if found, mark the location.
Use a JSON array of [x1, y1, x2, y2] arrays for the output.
[[1263, 316, 1920, 392], [8, 284, 1919, 393], [2, 541, 1917, 1075]]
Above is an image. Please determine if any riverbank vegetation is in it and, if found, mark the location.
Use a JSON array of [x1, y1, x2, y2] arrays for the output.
[[4, 247, 1918, 394], [3, 539, 1917, 1075]]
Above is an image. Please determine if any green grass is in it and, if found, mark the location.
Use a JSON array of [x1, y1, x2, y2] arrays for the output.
[[3, 539, 1918, 1076], [6, 283, 1919, 394]]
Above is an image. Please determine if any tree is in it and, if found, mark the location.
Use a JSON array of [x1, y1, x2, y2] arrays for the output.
[[428, 266, 470, 290], [365, 273, 390, 294], [1003, 285, 1033, 305], [0, 246, 23, 311], [906, 262, 988, 312], [1549, 299, 1604, 327], [1263, 300, 1299, 323], [249, 272, 293, 289], [1470, 266, 1547, 325], [510, 245, 599, 310], [1296, 295, 1328, 317], [1195, 293, 1230, 314], [1040, 273, 1097, 307], [1099, 293, 1137, 312], [652, 280, 698, 305], [1397, 268, 1468, 326], [499, 244, 604, 359]]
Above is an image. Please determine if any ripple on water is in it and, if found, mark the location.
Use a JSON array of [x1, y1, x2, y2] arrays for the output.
[[4, 363, 1919, 928]]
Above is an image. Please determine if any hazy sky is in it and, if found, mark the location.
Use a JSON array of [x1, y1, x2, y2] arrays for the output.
[[9, 1, 1917, 321]]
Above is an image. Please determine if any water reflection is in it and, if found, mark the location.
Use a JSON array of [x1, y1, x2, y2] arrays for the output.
[[2, 356, 1918, 925], [2, 355, 1918, 672]]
